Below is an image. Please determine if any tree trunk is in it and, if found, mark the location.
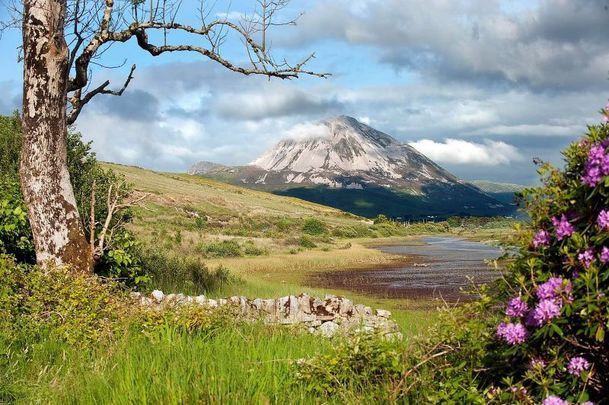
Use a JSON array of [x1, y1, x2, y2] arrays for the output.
[[20, 0, 92, 272]]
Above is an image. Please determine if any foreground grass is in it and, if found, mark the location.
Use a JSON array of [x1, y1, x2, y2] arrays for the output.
[[5, 322, 409, 404]]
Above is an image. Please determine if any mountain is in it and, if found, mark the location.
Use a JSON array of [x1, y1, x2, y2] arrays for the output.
[[470, 180, 526, 194], [191, 116, 514, 219], [187, 161, 229, 175], [469, 180, 526, 206]]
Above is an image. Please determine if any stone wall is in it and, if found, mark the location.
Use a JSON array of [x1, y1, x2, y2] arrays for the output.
[[131, 290, 401, 339]]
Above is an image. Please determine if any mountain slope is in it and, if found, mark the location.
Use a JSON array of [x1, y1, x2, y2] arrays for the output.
[[192, 116, 513, 219]]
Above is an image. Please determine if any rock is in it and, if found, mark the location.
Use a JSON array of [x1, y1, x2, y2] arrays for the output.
[[151, 290, 164, 302], [339, 298, 354, 316], [207, 299, 218, 308], [218, 298, 228, 306], [130, 292, 141, 300], [319, 321, 339, 337], [194, 295, 207, 305], [376, 309, 391, 318]]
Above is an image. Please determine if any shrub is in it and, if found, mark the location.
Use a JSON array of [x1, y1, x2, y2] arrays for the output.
[[139, 248, 231, 294], [302, 218, 327, 235], [201, 239, 243, 258], [427, 107, 609, 403], [294, 333, 402, 397], [97, 232, 150, 289], [0, 177, 35, 263], [299, 236, 317, 249], [243, 240, 267, 256], [0, 255, 124, 345]]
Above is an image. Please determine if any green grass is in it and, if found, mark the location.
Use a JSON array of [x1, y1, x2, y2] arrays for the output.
[[6, 322, 409, 404]]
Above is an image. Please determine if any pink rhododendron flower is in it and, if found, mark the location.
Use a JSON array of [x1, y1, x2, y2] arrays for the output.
[[533, 229, 551, 248], [597, 210, 609, 230], [505, 296, 528, 317], [496, 322, 528, 345], [601, 246, 609, 263], [567, 356, 591, 376], [578, 249, 595, 268], [551, 215, 574, 240], [543, 396, 568, 405]]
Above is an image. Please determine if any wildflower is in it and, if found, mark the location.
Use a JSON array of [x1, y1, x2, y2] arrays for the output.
[[537, 277, 569, 300], [533, 229, 551, 248], [543, 396, 568, 405], [567, 356, 591, 376], [496, 322, 528, 345], [598, 210, 609, 230], [578, 249, 595, 268], [505, 296, 528, 317], [528, 357, 546, 370], [551, 215, 574, 240], [529, 299, 562, 326], [582, 143, 609, 187], [601, 247, 609, 263]]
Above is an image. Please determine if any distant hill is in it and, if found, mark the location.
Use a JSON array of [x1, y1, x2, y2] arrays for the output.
[[469, 180, 527, 206], [191, 116, 516, 220]]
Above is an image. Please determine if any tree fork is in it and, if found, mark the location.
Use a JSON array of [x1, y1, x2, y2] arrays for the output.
[[20, 0, 92, 273]]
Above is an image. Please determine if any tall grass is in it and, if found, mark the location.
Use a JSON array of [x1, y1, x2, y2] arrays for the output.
[[7, 322, 346, 404]]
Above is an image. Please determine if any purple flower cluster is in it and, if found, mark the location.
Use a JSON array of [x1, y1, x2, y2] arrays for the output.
[[551, 215, 575, 240], [536, 277, 572, 300], [533, 229, 551, 248], [567, 356, 591, 376], [578, 249, 595, 269], [528, 357, 546, 370], [496, 322, 528, 345], [597, 209, 609, 230], [506, 297, 528, 317], [543, 396, 568, 405], [581, 143, 609, 187], [601, 246, 609, 263], [527, 299, 562, 326]]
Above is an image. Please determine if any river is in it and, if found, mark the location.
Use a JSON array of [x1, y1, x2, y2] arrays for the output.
[[313, 236, 504, 302]]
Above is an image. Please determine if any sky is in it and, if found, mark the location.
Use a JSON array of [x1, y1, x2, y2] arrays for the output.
[[2, 0, 609, 185]]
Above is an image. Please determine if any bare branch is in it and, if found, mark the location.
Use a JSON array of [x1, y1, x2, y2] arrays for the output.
[[67, 63, 135, 124]]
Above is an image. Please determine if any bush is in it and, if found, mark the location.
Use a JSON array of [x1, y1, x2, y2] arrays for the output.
[[408, 108, 609, 403], [97, 232, 150, 289], [139, 248, 231, 294], [299, 236, 317, 249], [0, 176, 35, 263], [201, 239, 243, 258], [0, 255, 123, 345], [294, 333, 402, 397], [302, 218, 327, 235], [243, 240, 267, 256]]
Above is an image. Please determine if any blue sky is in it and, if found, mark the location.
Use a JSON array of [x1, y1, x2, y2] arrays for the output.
[[2, 0, 609, 184]]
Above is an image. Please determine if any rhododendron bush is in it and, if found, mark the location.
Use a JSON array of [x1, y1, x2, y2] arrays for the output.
[[490, 105, 609, 404]]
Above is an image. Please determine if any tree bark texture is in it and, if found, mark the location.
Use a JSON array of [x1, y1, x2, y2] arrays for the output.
[[20, 0, 91, 272]]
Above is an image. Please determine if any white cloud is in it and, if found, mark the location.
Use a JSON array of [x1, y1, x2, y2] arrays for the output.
[[409, 139, 524, 166], [283, 122, 331, 141]]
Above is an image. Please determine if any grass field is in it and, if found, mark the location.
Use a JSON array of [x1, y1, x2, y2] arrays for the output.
[[105, 164, 518, 331]]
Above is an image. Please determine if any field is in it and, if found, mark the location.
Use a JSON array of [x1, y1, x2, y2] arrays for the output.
[[2, 164, 519, 404], [108, 163, 516, 328]]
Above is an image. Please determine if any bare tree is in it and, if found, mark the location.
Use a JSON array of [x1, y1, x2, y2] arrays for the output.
[[8, 0, 327, 272]]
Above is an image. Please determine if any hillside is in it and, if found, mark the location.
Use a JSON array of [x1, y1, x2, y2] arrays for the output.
[[192, 116, 512, 219]]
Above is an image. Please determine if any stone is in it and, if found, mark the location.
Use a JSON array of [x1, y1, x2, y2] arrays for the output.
[[130, 292, 141, 300], [194, 295, 207, 305], [297, 294, 313, 314], [218, 298, 228, 306], [151, 290, 164, 302], [339, 298, 354, 316], [207, 299, 218, 308], [376, 309, 392, 318], [319, 321, 339, 337], [261, 299, 276, 315]]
